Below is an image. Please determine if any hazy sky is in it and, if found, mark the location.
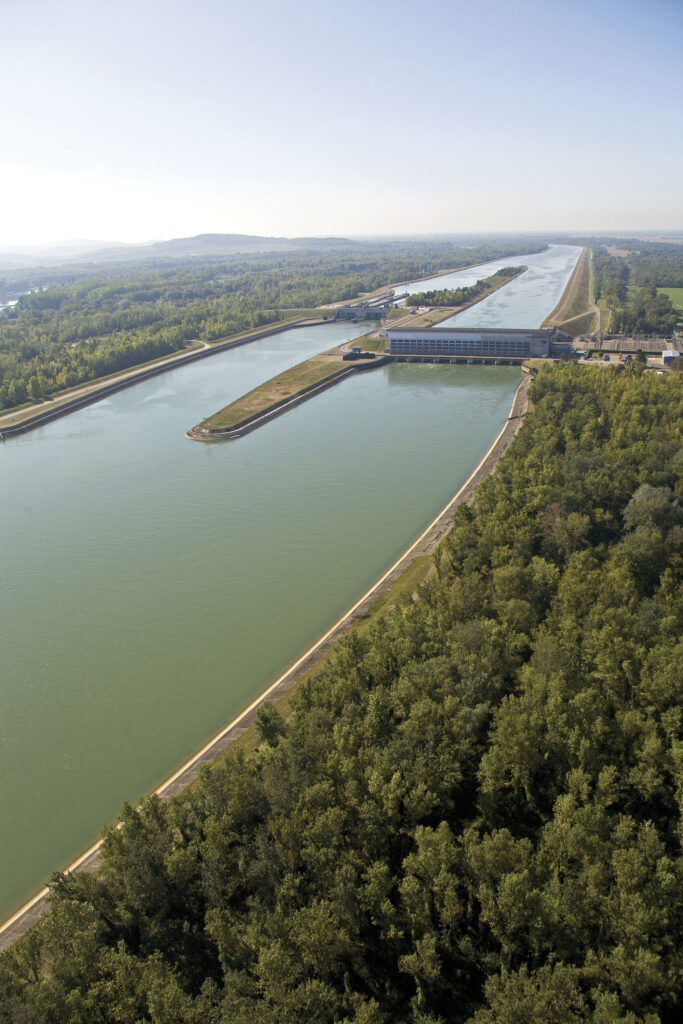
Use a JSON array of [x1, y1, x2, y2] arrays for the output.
[[1, 0, 681, 245]]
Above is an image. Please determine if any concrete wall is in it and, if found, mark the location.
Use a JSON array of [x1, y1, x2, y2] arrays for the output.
[[336, 305, 390, 321], [387, 327, 553, 358]]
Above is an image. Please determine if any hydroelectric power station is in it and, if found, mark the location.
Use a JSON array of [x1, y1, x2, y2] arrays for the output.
[[386, 326, 572, 361]]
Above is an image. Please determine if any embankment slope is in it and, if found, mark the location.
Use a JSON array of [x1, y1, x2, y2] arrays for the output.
[[542, 247, 598, 336]]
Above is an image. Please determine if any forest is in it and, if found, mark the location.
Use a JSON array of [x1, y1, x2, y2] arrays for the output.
[[0, 240, 545, 410], [1, 363, 680, 1023], [406, 267, 522, 308], [592, 246, 681, 336]]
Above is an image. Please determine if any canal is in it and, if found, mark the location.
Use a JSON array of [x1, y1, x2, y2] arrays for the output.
[[1, 243, 581, 923], [1, 323, 522, 922], [398, 243, 583, 327]]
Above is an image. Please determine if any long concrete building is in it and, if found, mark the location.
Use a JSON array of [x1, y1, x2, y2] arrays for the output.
[[387, 326, 569, 360]]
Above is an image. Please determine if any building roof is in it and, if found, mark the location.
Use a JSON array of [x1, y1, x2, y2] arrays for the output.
[[387, 326, 552, 338]]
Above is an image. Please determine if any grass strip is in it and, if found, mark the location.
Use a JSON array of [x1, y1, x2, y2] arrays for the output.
[[542, 248, 597, 334], [199, 349, 350, 431]]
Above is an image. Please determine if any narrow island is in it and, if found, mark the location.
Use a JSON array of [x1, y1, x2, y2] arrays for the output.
[[186, 345, 386, 441], [405, 264, 526, 310], [187, 265, 527, 441]]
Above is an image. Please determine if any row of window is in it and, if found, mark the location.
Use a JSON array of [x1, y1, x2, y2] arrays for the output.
[[389, 339, 533, 354]]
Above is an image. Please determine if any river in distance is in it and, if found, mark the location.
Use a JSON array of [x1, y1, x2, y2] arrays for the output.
[[1, 320, 523, 922]]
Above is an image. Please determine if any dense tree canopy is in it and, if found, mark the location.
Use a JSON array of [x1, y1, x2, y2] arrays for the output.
[[1, 363, 680, 1023], [610, 286, 679, 337], [552, 237, 683, 293], [627, 243, 683, 290], [592, 246, 681, 336]]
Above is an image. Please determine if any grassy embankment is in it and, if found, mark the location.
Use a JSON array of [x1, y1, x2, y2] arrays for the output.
[[542, 247, 598, 336], [357, 335, 390, 352], [597, 297, 612, 333], [396, 307, 463, 330], [197, 347, 358, 432]]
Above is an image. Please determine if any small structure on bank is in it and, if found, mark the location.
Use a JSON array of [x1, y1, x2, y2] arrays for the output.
[[336, 303, 392, 321], [342, 346, 377, 362]]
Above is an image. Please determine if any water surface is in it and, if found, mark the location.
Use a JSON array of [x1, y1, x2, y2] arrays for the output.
[[1, 320, 521, 921], [399, 243, 582, 327]]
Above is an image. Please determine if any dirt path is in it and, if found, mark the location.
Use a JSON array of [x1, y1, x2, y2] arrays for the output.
[[0, 374, 530, 952]]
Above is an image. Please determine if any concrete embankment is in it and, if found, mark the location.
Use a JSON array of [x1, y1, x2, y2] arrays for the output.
[[0, 319, 328, 439], [0, 373, 530, 952], [187, 356, 389, 441]]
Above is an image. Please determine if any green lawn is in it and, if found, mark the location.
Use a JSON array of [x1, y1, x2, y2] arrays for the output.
[[597, 298, 612, 333], [356, 335, 388, 352], [658, 287, 683, 316]]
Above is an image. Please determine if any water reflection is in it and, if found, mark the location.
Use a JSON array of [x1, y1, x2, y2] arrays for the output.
[[398, 244, 582, 328]]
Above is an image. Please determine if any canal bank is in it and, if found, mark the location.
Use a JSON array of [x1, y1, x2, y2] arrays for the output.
[[188, 352, 533, 442], [0, 248, 578, 934], [0, 370, 530, 952], [187, 352, 389, 441], [1, 323, 520, 931], [0, 317, 330, 439], [186, 246, 580, 443]]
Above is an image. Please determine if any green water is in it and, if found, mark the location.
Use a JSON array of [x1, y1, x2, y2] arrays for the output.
[[1, 320, 521, 921]]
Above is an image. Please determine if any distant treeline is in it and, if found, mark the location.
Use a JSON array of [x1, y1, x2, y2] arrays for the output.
[[1, 363, 681, 1023], [549, 235, 683, 289], [0, 242, 546, 410], [628, 244, 683, 289], [407, 266, 523, 307]]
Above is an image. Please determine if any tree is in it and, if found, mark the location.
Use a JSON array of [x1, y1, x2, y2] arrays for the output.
[[255, 703, 285, 747]]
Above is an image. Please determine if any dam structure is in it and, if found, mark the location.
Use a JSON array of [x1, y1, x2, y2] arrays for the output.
[[387, 326, 570, 361]]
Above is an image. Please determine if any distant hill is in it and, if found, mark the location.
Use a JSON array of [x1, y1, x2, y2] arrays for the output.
[[0, 233, 353, 272], [146, 233, 351, 258], [0, 238, 144, 268]]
